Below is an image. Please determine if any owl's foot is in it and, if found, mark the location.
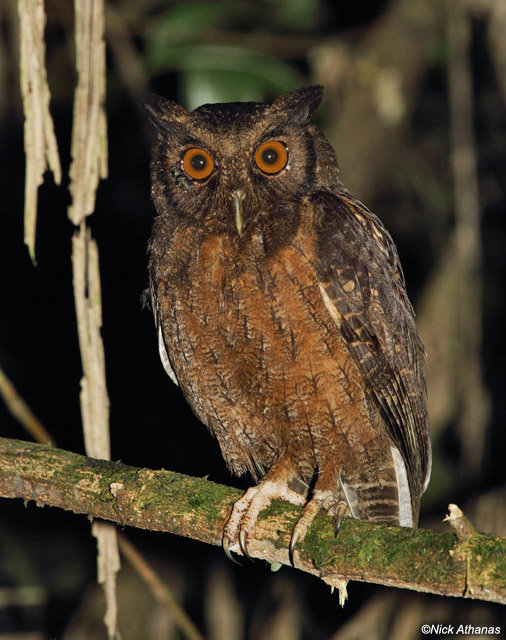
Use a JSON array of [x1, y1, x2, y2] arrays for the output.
[[289, 494, 348, 566], [222, 479, 306, 562]]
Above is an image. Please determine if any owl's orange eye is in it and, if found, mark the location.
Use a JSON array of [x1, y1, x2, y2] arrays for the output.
[[254, 141, 288, 175], [182, 147, 215, 181]]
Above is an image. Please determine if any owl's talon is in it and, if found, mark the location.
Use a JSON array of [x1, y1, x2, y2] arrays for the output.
[[239, 528, 252, 560], [289, 529, 300, 567], [334, 501, 348, 537], [222, 536, 241, 565]]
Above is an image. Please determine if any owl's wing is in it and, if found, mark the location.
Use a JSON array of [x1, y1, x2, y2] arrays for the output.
[[148, 282, 179, 386], [313, 190, 431, 502]]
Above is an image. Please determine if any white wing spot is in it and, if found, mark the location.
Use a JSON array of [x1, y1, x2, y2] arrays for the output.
[[158, 325, 178, 386], [391, 446, 413, 527], [318, 283, 341, 328]]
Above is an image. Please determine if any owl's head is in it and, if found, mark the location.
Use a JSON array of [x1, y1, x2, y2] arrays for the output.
[[146, 86, 340, 239]]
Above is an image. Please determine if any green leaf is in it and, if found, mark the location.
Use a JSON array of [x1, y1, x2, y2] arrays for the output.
[[146, 43, 302, 107], [274, 0, 321, 29], [148, 2, 229, 45]]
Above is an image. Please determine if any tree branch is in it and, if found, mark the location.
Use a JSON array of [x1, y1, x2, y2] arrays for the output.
[[1, 437, 505, 605]]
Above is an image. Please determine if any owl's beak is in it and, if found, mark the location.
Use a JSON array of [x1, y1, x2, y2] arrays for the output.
[[231, 190, 245, 235]]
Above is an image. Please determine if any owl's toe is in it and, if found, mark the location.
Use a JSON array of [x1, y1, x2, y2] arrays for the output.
[[289, 493, 348, 566], [334, 501, 348, 536], [222, 476, 306, 562], [289, 496, 322, 565], [222, 484, 262, 561]]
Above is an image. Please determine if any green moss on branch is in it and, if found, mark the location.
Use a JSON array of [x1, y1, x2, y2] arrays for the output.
[[0, 436, 504, 604]]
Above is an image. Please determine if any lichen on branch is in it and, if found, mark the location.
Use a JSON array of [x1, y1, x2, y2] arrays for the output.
[[0, 436, 505, 605]]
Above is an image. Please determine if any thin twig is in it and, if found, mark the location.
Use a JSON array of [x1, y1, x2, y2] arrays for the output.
[[117, 535, 205, 640], [444, 503, 477, 540], [0, 375, 204, 640], [105, 3, 149, 102], [0, 364, 54, 445]]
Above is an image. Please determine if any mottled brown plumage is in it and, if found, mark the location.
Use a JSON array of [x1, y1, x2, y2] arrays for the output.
[[146, 86, 431, 560]]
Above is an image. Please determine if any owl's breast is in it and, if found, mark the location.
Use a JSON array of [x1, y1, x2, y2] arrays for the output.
[[164, 223, 326, 386], [153, 219, 371, 478]]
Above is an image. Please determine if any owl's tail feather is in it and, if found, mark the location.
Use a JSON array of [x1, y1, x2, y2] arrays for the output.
[[339, 479, 359, 519], [340, 446, 416, 527]]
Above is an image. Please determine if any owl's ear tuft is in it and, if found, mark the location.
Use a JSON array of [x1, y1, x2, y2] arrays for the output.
[[144, 93, 188, 134], [269, 85, 324, 124]]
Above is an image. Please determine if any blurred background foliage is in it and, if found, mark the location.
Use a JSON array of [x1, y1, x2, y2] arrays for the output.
[[1, 0, 506, 637]]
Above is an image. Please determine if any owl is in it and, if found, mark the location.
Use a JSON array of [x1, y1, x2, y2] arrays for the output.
[[146, 85, 431, 562]]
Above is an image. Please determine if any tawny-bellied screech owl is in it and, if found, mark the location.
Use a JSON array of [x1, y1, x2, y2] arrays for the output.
[[146, 85, 431, 562]]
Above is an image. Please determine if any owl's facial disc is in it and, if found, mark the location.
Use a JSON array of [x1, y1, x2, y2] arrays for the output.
[[230, 189, 246, 235]]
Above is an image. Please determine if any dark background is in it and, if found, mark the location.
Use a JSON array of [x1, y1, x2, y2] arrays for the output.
[[1, 0, 505, 637]]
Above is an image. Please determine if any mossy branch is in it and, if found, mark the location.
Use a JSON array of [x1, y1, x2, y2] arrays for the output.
[[1, 436, 505, 605]]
